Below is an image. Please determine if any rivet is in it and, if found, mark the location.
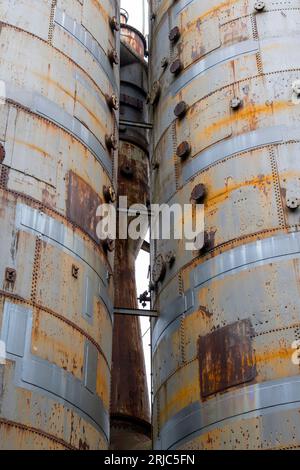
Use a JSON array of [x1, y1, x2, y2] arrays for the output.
[[174, 101, 188, 118], [191, 184, 206, 203], [170, 58, 183, 75], [103, 238, 115, 253], [108, 48, 119, 65], [254, 1, 265, 11], [109, 16, 120, 31], [176, 141, 191, 160], [72, 265, 79, 279], [0, 143, 5, 163], [105, 134, 118, 151], [230, 97, 242, 110], [103, 185, 116, 203], [169, 26, 181, 43], [106, 93, 119, 110]]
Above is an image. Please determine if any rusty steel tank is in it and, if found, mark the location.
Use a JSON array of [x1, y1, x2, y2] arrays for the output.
[[0, 0, 119, 449], [150, 0, 300, 450], [110, 10, 151, 450]]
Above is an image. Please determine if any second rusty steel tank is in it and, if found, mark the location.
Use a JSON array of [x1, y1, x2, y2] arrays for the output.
[[150, 0, 300, 450], [110, 11, 151, 451], [0, 0, 119, 449]]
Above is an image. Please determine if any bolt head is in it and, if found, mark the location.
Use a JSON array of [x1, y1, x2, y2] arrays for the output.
[[103, 238, 115, 253], [152, 254, 166, 284], [169, 26, 181, 43], [230, 97, 242, 110], [174, 101, 188, 118], [191, 183, 206, 203], [170, 59, 183, 75], [107, 93, 119, 110], [108, 48, 119, 65], [254, 1, 265, 11], [105, 134, 118, 151], [287, 197, 300, 210], [103, 185, 116, 203], [176, 141, 191, 160], [120, 163, 134, 178], [109, 16, 120, 31]]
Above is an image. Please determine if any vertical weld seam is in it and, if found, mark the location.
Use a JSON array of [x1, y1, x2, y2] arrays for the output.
[[172, 122, 180, 190], [48, 0, 58, 45], [180, 313, 186, 364], [269, 145, 286, 228]]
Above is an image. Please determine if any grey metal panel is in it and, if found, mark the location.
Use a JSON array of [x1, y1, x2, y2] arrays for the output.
[[1, 304, 29, 358], [84, 275, 94, 320], [4, 83, 112, 178], [155, 376, 300, 450], [84, 341, 98, 394], [15, 203, 113, 319], [1, 302, 109, 440], [54, 8, 119, 93]]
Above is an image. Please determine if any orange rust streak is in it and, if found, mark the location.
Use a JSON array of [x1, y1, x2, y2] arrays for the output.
[[13, 139, 49, 157], [91, 0, 109, 20], [182, 0, 241, 27], [196, 101, 290, 142]]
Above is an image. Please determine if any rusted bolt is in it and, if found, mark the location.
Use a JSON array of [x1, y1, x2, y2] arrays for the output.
[[72, 265, 79, 279], [170, 59, 183, 75], [103, 238, 115, 253], [254, 1, 265, 11], [174, 101, 188, 119], [0, 143, 5, 163], [106, 93, 119, 110], [150, 81, 161, 105], [120, 163, 134, 178], [166, 250, 176, 267], [152, 254, 166, 284], [191, 183, 206, 203], [286, 196, 300, 210], [169, 26, 181, 43], [5, 267, 16, 284], [105, 134, 118, 151], [201, 231, 214, 252], [176, 141, 191, 160], [108, 48, 119, 65], [292, 80, 300, 96], [230, 97, 243, 110], [103, 185, 116, 203], [161, 57, 169, 68], [109, 16, 120, 31], [150, 13, 156, 21]]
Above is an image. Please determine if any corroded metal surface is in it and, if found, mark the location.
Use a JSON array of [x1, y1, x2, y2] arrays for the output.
[[0, 0, 120, 450], [150, 0, 300, 450], [110, 26, 151, 450]]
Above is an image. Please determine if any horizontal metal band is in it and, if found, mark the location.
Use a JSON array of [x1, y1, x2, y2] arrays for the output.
[[4, 82, 112, 178], [155, 375, 300, 450], [54, 8, 119, 93], [153, 232, 300, 348], [16, 203, 113, 318], [1, 302, 109, 441], [182, 125, 285, 185], [166, 39, 258, 98]]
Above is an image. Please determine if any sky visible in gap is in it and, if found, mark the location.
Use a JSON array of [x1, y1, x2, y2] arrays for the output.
[[120, 0, 152, 404]]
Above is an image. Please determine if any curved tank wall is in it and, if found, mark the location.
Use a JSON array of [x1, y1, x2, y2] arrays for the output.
[[0, 0, 119, 449], [150, 0, 300, 450]]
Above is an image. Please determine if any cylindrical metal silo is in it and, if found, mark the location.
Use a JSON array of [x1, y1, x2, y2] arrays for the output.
[[0, 0, 119, 449], [110, 14, 151, 450], [150, 0, 300, 450]]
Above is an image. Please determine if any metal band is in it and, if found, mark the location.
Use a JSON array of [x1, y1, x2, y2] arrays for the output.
[[15, 203, 113, 319], [4, 82, 112, 178], [153, 232, 300, 348], [54, 8, 119, 93], [181, 125, 285, 185], [1, 303, 109, 440], [155, 375, 300, 450]]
